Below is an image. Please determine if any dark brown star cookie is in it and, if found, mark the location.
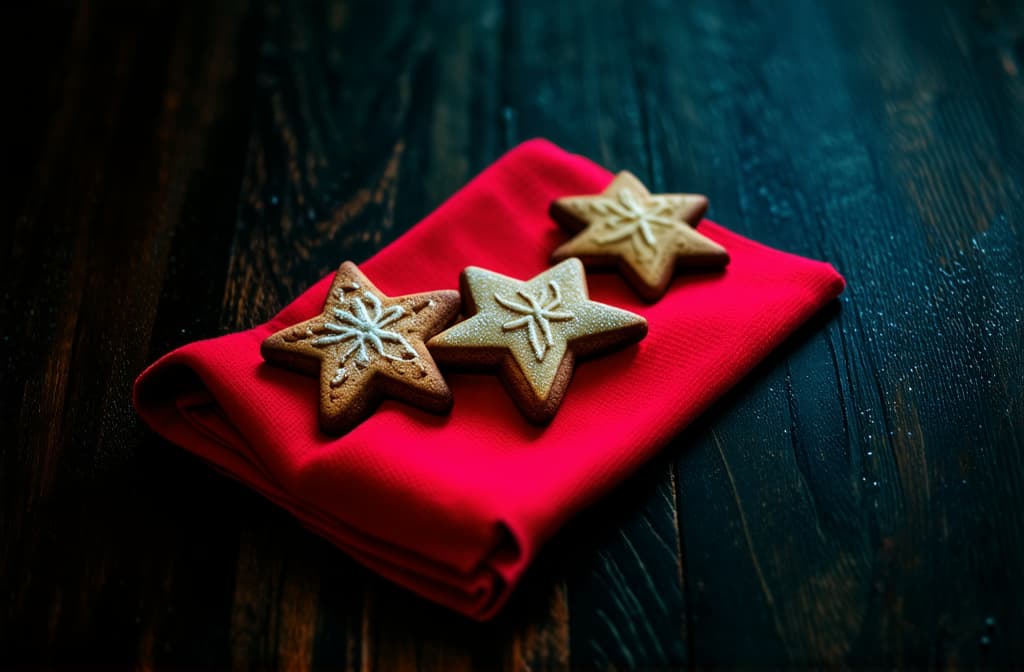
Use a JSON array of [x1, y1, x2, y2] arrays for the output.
[[261, 262, 461, 435], [426, 258, 647, 424], [550, 171, 729, 301]]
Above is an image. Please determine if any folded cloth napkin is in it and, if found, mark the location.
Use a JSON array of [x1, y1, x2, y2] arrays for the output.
[[133, 139, 845, 620]]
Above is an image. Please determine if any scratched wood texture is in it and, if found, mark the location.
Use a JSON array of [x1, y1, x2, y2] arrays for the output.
[[3, 0, 1023, 668]]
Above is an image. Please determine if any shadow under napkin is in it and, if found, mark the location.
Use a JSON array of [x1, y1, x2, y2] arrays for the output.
[[133, 139, 845, 620]]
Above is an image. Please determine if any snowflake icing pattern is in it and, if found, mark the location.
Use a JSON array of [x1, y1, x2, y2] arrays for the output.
[[586, 188, 682, 256], [495, 281, 575, 362], [299, 289, 419, 386]]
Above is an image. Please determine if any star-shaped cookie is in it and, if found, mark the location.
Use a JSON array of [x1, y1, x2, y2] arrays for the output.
[[261, 262, 461, 435], [550, 171, 728, 301], [427, 258, 647, 424]]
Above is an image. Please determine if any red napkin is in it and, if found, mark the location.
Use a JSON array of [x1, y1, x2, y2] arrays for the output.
[[134, 139, 845, 620]]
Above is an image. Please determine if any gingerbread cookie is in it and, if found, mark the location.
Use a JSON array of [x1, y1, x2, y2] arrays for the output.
[[427, 258, 647, 424], [261, 262, 460, 435], [550, 171, 728, 301]]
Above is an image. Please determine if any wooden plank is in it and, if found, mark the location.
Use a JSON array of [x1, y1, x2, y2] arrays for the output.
[[498, 0, 691, 667], [638, 0, 873, 662], [0, 1, 257, 667], [821, 1, 1024, 664], [642, 0, 1024, 665]]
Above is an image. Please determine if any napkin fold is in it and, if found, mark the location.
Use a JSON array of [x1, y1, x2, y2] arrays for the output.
[[134, 139, 845, 619]]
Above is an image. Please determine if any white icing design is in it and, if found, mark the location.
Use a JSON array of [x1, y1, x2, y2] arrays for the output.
[[300, 289, 419, 387], [495, 281, 575, 361], [584, 188, 681, 255]]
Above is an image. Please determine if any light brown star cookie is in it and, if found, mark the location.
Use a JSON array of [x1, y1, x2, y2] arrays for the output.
[[261, 262, 461, 435], [426, 258, 647, 424], [550, 171, 728, 302]]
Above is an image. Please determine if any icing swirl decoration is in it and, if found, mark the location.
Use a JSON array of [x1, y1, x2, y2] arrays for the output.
[[586, 188, 680, 256], [298, 290, 419, 386], [550, 171, 729, 302], [494, 281, 575, 361]]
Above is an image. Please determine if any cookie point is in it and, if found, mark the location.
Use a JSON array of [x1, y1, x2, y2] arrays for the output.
[[709, 243, 730, 264], [440, 288, 461, 301], [258, 337, 275, 359], [553, 256, 584, 273], [549, 244, 570, 263]]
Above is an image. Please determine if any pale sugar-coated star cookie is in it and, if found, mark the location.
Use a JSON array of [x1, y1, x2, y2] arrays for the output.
[[550, 171, 728, 301], [427, 258, 647, 423]]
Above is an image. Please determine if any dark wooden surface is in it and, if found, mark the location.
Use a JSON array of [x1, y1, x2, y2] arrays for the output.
[[3, 0, 1023, 668]]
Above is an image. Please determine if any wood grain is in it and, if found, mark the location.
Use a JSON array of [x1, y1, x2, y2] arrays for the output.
[[2, 0, 1023, 668]]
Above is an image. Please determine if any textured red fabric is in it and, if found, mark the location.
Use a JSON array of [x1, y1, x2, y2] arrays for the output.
[[133, 139, 845, 620]]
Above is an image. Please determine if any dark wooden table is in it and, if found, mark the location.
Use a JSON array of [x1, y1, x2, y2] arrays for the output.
[[4, 1, 1023, 668]]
